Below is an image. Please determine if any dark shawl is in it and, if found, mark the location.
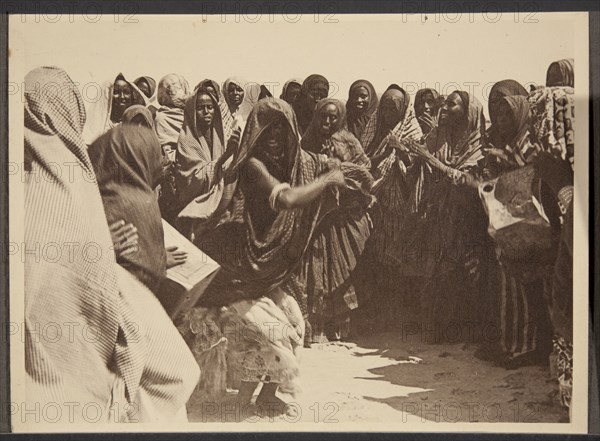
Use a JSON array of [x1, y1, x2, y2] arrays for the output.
[[487, 79, 528, 147], [89, 125, 167, 295], [546, 58, 575, 87], [292, 74, 329, 135], [122, 104, 154, 129], [183, 98, 372, 306], [134, 76, 157, 99]]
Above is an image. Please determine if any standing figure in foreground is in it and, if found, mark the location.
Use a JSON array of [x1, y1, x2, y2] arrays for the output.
[[177, 98, 373, 415], [24, 66, 199, 424], [362, 84, 424, 328], [405, 91, 489, 342], [301, 98, 374, 342]]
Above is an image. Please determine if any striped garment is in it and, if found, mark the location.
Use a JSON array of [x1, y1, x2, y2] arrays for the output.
[[24, 67, 198, 425]]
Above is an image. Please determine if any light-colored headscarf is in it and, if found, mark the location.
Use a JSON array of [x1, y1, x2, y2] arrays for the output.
[[154, 73, 191, 149]]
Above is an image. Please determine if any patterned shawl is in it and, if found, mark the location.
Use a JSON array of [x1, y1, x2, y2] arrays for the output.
[[430, 90, 486, 171], [24, 66, 122, 418], [301, 98, 371, 167], [181, 98, 372, 304], [174, 87, 226, 207], [346, 79, 379, 144], [528, 85, 575, 169], [197, 78, 235, 141]]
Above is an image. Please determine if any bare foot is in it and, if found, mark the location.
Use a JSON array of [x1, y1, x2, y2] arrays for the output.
[[255, 383, 298, 418]]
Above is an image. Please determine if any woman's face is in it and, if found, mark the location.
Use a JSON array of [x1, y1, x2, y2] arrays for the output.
[[381, 97, 402, 128], [439, 92, 465, 126], [350, 86, 370, 113], [284, 83, 301, 105], [112, 79, 133, 119], [261, 117, 288, 158], [318, 103, 339, 137], [307, 83, 328, 106], [227, 83, 245, 107], [195, 93, 215, 128], [495, 100, 517, 141], [137, 79, 152, 98]]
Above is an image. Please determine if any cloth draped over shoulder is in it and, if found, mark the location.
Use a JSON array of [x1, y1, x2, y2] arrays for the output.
[[415, 91, 488, 277], [197, 78, 236, 141], [363, 85, 426, 269], [154, 74, 191, 149], [300, 97, 374, 321], [89, 125, 167, 295], [222, 76, 260, 126], [24, 67, 199, 423], [346, 79, 379, 145], [174, 87, 226, 209], [486, 79, 529, 149], [82, 73, 147, 145], [178, 98, 373, 309]]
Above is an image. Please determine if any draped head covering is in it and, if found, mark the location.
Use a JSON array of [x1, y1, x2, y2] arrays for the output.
[[196, 79, 221, 100], [366, 84, 422, 157], [259, 85, 274, 100], [154, 73, 191, 149], [82, 73, 147, 145], [134, 76, 157, 99], [301, 98, 370, 166], [293, 74, 330, 135], [180, 98, 371, 306], [89, 125, 166, 295], [222, 76, 260, 121], [346, 79, 379, 143], [414, 88, 441, 117], [157, 73, 190, 109], [432, 90, 486, 170], [122, 104, 154, 129], [487, 79, 529, 146], [280, 78, 303, 103], [24, 66, 122, 415], [175, 87, 226, 207], [546, 58, 575, 87], [498, 95, 542, 166]]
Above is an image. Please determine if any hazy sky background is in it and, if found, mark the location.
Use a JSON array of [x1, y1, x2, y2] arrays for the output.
[[11, 12, 577, 118]]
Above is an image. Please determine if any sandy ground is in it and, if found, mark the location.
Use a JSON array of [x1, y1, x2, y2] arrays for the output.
[[187, 331, 568, 426]]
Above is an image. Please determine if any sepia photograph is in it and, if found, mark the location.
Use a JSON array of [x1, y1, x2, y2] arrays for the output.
[[5, 4, 591, 434]]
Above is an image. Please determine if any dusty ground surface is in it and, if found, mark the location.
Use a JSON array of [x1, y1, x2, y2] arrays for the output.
[[187, 331, 568, 426]]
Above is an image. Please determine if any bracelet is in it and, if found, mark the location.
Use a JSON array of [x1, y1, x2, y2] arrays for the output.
[[269, 182, 292, 212], [557, 185, 574, 215]]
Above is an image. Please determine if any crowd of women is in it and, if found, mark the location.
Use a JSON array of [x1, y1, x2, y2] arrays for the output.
[[24, 58, 575, 423]]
